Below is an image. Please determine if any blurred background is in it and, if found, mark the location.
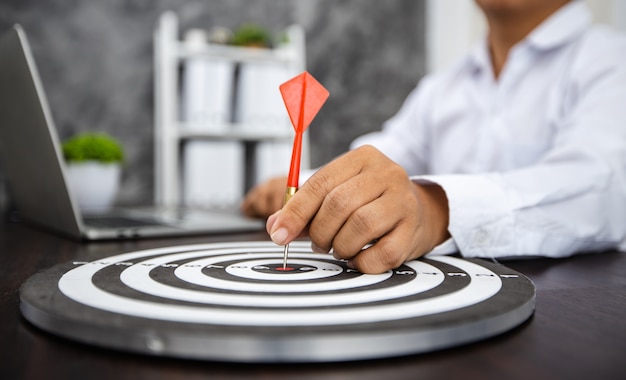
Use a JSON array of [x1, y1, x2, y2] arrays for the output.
[[0, 0, 624, 210]]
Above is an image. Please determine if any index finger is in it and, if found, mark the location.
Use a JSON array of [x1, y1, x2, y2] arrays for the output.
[[267, 146, 375, 244]]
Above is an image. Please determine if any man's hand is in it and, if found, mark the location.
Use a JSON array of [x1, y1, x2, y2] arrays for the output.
[[241, 176, 288, 218], [264, 145, 450, 274]]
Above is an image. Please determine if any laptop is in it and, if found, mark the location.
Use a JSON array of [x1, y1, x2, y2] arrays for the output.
[[0, 24, 264, 240]]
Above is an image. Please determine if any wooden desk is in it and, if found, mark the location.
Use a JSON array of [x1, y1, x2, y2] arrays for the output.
[[1, 219, 624, 379]]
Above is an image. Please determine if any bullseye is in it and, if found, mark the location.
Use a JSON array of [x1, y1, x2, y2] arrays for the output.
[[251, 263, 315, 274], [19, 240, 536, 363]]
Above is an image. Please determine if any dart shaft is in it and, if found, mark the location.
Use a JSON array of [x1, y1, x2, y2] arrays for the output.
[[282, 243, 290, 269], [287, 132, 304, 188]]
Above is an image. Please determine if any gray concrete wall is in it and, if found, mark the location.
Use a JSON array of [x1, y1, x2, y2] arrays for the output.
[[0, 0, 425, 206]]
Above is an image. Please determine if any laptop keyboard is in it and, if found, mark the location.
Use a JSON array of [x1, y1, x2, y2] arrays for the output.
[[83, 216, 165, 228]]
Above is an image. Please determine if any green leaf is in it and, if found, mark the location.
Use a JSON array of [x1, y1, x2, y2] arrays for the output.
[[62, 133, 124, 163]]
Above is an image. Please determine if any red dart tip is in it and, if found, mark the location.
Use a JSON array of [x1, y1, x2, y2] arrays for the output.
[[275, 266, 295, 271]]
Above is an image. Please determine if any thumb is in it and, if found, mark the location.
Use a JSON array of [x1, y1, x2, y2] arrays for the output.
[[266, 210, 292, 245]]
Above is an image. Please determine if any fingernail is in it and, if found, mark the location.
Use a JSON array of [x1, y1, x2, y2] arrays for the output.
[[270, 227, 289, 245], [346, 260, 356, 269]]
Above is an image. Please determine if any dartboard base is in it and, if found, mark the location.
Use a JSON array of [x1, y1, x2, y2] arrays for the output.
[[19, 241, 535, 362]]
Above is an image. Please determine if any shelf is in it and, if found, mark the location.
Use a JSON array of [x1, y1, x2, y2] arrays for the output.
[[175, 43, 298, 64], [178, 126, 292, 143], [154, 11, 306, 207]]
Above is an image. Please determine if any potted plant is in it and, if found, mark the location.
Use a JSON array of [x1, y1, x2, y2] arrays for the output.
[[231, 23, 272, 48], [62, 132, 124, 212]]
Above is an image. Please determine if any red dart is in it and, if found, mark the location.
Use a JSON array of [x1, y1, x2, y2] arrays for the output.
[[278, 72, 329, 269], [279, 71, 329, 189]]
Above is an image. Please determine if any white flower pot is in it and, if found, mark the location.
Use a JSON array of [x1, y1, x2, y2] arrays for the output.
[[66, 161, 121, 212]]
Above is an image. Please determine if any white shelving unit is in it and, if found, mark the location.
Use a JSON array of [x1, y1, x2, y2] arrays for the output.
[[153, 11, 307, 207]]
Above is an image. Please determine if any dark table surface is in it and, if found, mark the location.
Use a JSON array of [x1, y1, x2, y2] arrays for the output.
[[1, 218, 624, 380]]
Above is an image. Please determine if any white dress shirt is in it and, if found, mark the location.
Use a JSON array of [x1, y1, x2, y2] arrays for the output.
[[350, 1, 626, 259]]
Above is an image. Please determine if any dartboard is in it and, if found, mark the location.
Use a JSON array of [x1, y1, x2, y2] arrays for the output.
[[20, 241, 535, 362]]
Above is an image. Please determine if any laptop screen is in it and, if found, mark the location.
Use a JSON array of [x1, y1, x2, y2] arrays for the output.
[[0, 25, 84, 238]]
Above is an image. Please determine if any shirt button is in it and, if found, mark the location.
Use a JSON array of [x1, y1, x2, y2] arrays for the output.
[[474, 228, 490, 247]]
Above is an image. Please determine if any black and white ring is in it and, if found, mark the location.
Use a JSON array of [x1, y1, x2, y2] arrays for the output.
[[20, 241, 535, 362]]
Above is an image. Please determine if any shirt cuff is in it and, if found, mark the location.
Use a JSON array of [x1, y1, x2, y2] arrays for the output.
[[426, 237, 459, 256], [411, 174, 516, 259]]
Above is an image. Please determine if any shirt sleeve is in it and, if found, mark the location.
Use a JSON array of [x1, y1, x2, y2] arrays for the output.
[[417, 35, 626, 259]]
